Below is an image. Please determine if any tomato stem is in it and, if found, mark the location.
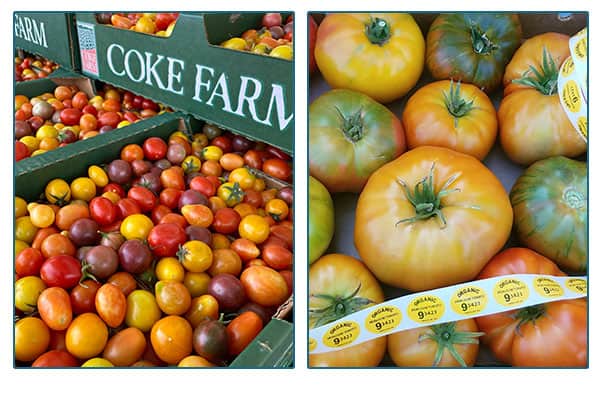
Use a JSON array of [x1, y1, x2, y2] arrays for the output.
[[443, 81, 475, 128], [395, 163, 460, 228], [309, 283, 375, 328], [469, 22, 498, 55], [512, 47, 559, 95], [418, 322, 484, 367], [336, 107, 364, 142], [365, 17, 391, 45], [514, 304, 546, 336], [79, 262, 99, 285]]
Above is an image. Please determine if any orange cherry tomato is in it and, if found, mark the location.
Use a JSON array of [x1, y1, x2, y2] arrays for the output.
[[95, 283, 127, 328], [37, 286, 72, 331], [150, 315, 193, 365], [226, 311, 263, 356], [240, 265, 289, 307]]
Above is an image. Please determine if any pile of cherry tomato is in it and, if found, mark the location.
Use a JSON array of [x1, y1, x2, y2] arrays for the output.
[[97, 12, 179, 37], [221, 13, 293, 60], [15, 125, 293, 367], [15, 54, 59, 82], [15, 84, 166, 161]]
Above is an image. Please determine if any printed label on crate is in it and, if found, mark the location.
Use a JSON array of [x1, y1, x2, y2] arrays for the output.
[[558, 28, 588, 142], [14, 14, 48, 48], [308, 274, 587, 354], [77, 22, 99, 76]]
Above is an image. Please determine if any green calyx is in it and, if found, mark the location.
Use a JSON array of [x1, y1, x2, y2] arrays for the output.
[[515, 304, 546, 335], [443, 81, 475, 128], [512, 47, 559, 95], [365, 17, 391, 45], [309, 284, 375, 328], [419, 322, 484, 367], [395, 163, 461, 228], [336, 107, 364, 143], [469, 22, 498, 55]]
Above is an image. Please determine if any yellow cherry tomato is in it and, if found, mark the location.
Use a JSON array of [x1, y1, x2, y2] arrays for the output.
[[70, 177, 97, 202], [126, 290, 162, 332], [184, 294, 220, 328], [222, 37, 248, 50], [102, 191, 120, 204], [45, 179, 71, 205], [15, 196, 28, 218], [15, 276, 47, 313], [182, 155, 202, 174], [270, 45, 293, 60], [20, 136, 40, 153], [82, 357, 114, 367], [35, 125, 58, 140], [31, 149, 48, 157], [15, 317, 50, 362], [265, 198, 289, 221], [252, 43, 270, 55], [201, 145, 223, 161], [238, 214, 270, 244], [117, 120, 131, 129], [177, 240, 213, 273], [217, 182, 245, 207], [183, 272, 211, 297], [229, 167, 256, 190], [120, 214, 154, 240], [156, 257, 186, 282], [88, 165, 109, 187], [28, 204, 55, 228], [15, 240, 29, 257], [15, 216, 38, 243], [135, 16, 156, 34]]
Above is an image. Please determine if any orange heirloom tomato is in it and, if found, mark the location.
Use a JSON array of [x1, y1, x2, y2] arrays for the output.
[[238, 214, 270, 244], [240, 265, 289, 307], [355, 146, 513, 291], [95, 283, 127, 328], [151, 315, 193, 365], [499, 32, 587, 165], [37, 287, 72, 331], [226, 311, 263, 356], [66, 313, 108, 359], [402, 80, 497, 160], [475, 248, 587, 367], [155, 280, 192, 315], [315, 13, 425, 103], [309, 254, 387, 367]]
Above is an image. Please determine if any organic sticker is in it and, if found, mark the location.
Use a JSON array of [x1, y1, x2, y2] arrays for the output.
[[533, 277, 564, 298], [577, 116, 588, 139], [450, 285, 488, 316], [565, 278, 587, 294], [365, 305, 401, 334], [407, 295, 445, 323], [574, 37, 587, 60], [309, 337, 317, 352], [562, 80, 582, 113], [561, 57, 575, 77], [322, 321, 360, 348], [493, 278, 529, 306]]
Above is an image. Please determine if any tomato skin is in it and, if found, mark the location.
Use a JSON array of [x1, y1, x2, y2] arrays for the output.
[[261, 245, 292, 270], [309, 89, 406, 193], [511, 157, 587, 273], [159, 188, 183, 209], [499, 33, 586, 165], [240, 265, 289, 307], [192, 319, 228, 364], [95, 283, 127, 328], [37, 287, 73, 331], [116, 198, 142, 219], [262, 159, 291, 182], [309, 254, 386, 367], [40, 232, 76, 258], [181, 204, 213, 228], [189, 176, 216, 198], [308, 176, 334, 264], [125, 290, 162, 332], [66, 313, 108, 359], [427, 13, 522, 92], [161, 167, 186, 190], [230, 238, 260, 262], [208, 248, 242, 277], [238, 214, 270, 244], [316, 13, 424, 103], [355, 146, 513, 291], [15, 276, 46, 313], [402, 80, 498, 160], [155, 280, 192, 315], [226, 311, 263, 356], [147, 223, 187, 257], [32, 349, 79, 367], [475, 248, 586, 366], [40, 255, 82, 289], [185, 294, 219, 328]]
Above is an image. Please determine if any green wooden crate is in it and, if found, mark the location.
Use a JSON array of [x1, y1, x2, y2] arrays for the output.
[[229, 319, 294, 368], [14, 12, 81, 70], [74, 12, 293, 154], [15, 69, 93, 97]]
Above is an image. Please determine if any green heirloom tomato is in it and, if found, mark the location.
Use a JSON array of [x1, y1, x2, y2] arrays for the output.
[[309, 89, 406, 193], [510, 156, 587, 273], [426, 13, 522, 92], [309, 176, 335, 265]]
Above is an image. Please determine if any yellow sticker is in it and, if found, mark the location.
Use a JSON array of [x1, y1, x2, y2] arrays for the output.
[[407, 295, 445, 324], [533, 277, 564, 298], [577, 116, 588, 139], [565, 278, 587, 295], [450, 285, 488, 316], [309, 337, 317, 352], [365, 305, 401, 334], [322, 321, 360, 348], [561, 57, 575, 77], [493, 278, 529, 306], [574, 37, 587, 60], [562, 80, 582, 113]]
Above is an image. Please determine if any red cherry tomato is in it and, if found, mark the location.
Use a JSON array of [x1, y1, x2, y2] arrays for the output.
[[89, 196, 118, 226], [40, 255, 82, 289], [147, 223, 187, 257], [143, 137, 167, 160], [128, 186, 157, 212]]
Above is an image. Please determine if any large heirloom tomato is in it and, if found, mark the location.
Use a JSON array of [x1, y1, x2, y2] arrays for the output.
[[355, 146, 512, 291], [388, 320, 482, 367], [510, 156, 587, 273], [499, 33, 587, 165], [309, 89, 406, 193], [402, 80, 497, 160], [308, 176, 334, 264], [315, 13, 425, 103], [475, 248, 587, 367], [426, 13, 522, 92], [309, 254, 386, 367]]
